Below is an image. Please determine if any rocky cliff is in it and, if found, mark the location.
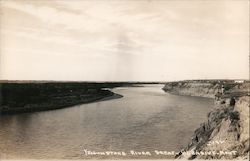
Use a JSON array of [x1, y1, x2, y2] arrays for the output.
[[177, 96, 249, 160], [163, 80, 249, 160], [163, 81, 220, 98], [163, 80, 249, 99]]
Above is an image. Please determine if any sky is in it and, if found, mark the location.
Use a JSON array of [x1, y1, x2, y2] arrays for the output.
[[0, 0, 249, 81]]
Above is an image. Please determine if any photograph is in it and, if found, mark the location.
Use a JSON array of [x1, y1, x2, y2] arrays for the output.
[[0, 0, 249, 160]]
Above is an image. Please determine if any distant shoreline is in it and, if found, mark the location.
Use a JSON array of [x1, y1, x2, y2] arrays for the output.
[[0, 82, 126, 115], [0, 90, 120, 115]]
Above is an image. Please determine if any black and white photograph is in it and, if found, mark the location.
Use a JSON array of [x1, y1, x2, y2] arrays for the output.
[[0, 0, 249, 160]]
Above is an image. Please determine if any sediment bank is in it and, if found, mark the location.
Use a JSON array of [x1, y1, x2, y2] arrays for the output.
[[163, 80, 249, 159]]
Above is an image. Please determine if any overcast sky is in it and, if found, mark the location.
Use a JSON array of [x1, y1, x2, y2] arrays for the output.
[[0, 0, 249, 81]]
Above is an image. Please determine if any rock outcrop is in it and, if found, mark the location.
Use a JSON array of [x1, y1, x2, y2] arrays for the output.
[[163, 80, 249, 160], [163, 81, 220, 98], [178, 96, 249, 160], [163, 80, 249, 99]]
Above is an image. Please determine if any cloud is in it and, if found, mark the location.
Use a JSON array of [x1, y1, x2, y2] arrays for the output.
[[0, 0, 249, 81]]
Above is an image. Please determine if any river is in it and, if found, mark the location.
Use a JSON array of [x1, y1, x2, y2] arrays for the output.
[[0, 85, 213, 159]]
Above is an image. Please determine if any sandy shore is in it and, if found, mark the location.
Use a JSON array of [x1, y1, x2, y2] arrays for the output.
[[95, 93, 123, 102]]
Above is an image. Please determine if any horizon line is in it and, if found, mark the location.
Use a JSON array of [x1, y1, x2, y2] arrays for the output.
[[0, 78, 248, 84]]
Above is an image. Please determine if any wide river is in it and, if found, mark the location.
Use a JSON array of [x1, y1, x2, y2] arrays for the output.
[[0, 85, 214, 159]]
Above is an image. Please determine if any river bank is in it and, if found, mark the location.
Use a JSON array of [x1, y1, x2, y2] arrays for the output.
[[0, 82, 127, 115], [163, 80, 249, 159]]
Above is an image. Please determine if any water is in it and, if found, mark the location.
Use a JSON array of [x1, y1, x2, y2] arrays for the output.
[[0, 85, 213, 159]]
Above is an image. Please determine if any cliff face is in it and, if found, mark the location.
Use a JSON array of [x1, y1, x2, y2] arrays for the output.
[[178, 96, 249, 160], [163, 81, 249, 159], [163, 81, 220, 98], [163, 81, 249, 98]]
